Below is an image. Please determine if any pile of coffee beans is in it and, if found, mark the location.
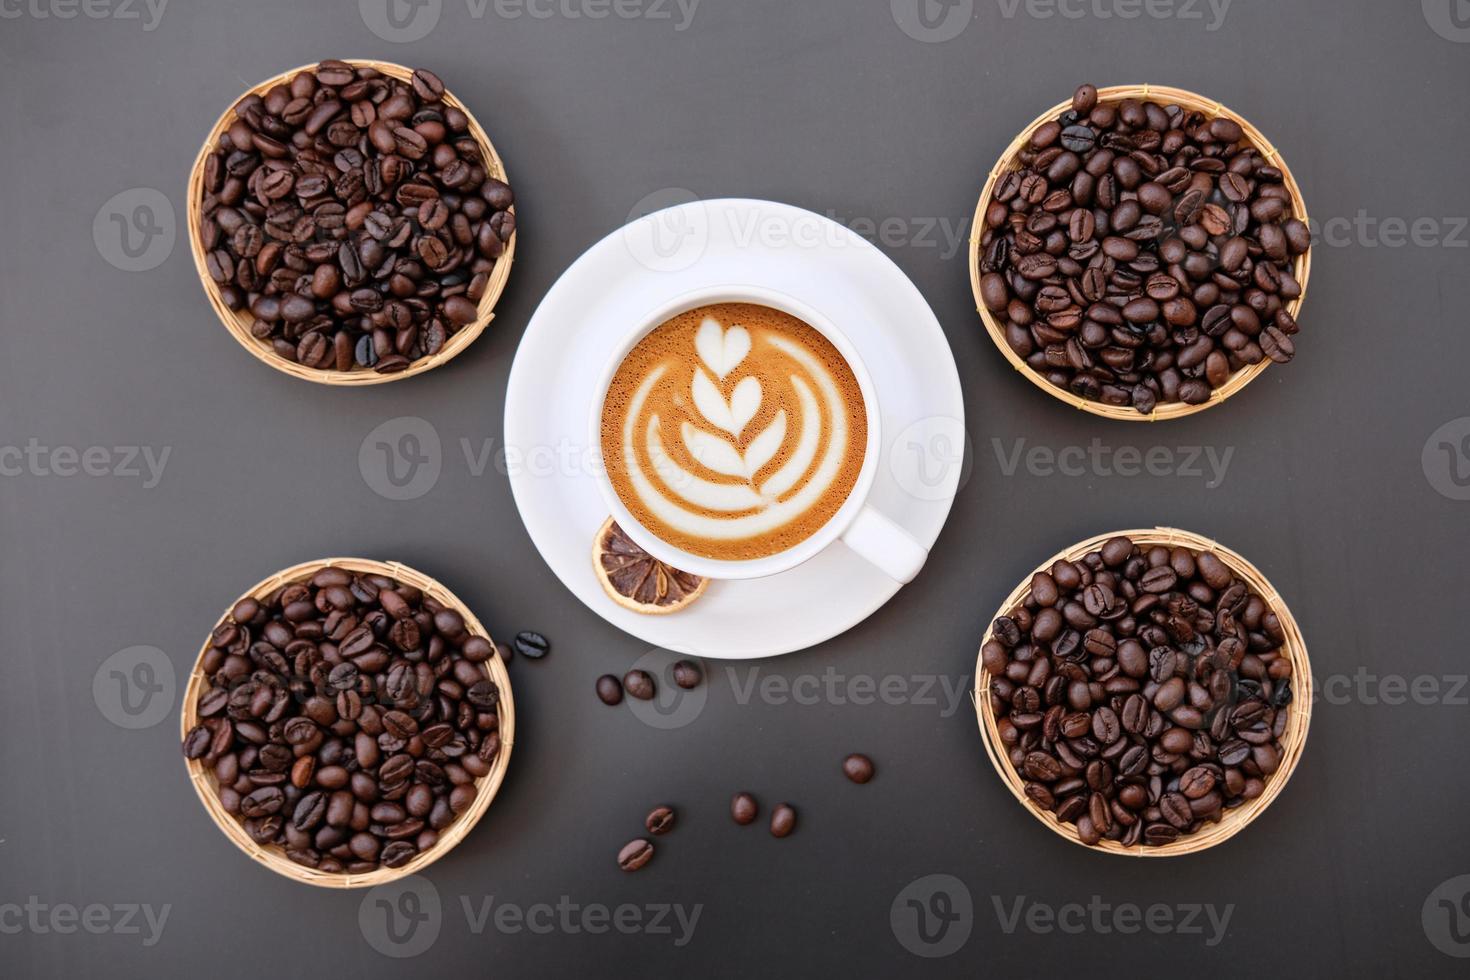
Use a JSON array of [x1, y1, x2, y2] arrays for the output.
[[978, 84, 1306, 413], [980, 536, 1293, 848], [197, 61, 515, 374], [182, 566, 504, 873]]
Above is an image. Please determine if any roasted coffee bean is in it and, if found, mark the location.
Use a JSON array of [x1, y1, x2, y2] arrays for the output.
[[623, 669, 655, 700], [196, 62, 513, 375], [183, 565, 502, 872], [672, 660, 702, 689], [1091, 706, 1121, 744], [182, 725, 212, 759], [618, 838, 654, 872], [381, 841, 417, 869], [842, 753, 875, 784], [730, 792, 758, 825], [769, 803, 797, 838], [645, 805, 676, 835], [980, 84, 1305, 412], [596, 674, 624, 706], [982, 535, 1293, 848], [513, 631, 549, 659]]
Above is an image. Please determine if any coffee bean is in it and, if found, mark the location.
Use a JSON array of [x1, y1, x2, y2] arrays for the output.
[[513, 631, 549, 659], [623, 669, 655, 700], [980, 84, 1305, 412], [645, 805, 676, 835], [1179, 766, 1217, 799], [197, 62, 511, 375], [410, 68, 445, 101], [618, 838, 654, 872], [671, 660, 702, 689], [183, 725, 211, 759], [183, 566, 501, 872], [1161, 792, 1193, 829], [842, 753, 875, 784], [1060, 125, 1096, 153], [730, 792, 758, 825], [1260, 326, 1295, 363], [596, 674, 624, 706], [982, 535, 1293, 848], [381, 841, 417, 869], [769, 804, 797, 838]]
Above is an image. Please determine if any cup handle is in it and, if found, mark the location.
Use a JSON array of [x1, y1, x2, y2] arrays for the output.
[[840, 506, 928, 583]]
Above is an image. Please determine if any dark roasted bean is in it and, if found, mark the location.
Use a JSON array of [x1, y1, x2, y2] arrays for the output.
[[196, 63, 512, 375], [182, 563, 504, 873], [979, 84, 1305, 412], [982, 535, 1294, 848]]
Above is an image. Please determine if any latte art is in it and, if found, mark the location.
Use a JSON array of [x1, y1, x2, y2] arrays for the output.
[[601, 303, 868, 562]]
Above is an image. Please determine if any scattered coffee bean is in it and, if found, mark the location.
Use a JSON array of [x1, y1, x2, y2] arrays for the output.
[[181, 565, 503, 872], [513, 631, 549, 659], [645, 805, 676, 835], [769, 804, 797, 838], [197, 61, 515, 375], [623, 669, 655, 701], [842, 754, 875, 784], [730, 792, 758, 825], [980, 535, 1292, 848], [671, 659, 702, 689], [617, 838, 654, 872], [596, 674, 624, 706], [978, 83, 1307, 413]]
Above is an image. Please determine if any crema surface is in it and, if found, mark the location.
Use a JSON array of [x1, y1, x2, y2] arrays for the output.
[[601, 304, 867, 561]]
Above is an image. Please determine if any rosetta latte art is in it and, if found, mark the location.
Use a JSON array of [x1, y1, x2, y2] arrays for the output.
[[602, 303, 868, 562]]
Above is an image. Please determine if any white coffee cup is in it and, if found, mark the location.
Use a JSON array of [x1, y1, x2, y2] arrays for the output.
[[589, 284, 928, 583]]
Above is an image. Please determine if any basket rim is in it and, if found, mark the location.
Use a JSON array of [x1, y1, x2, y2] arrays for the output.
[[968, 83, 1312, 422], [186, 58, 517, 386], [972, 527, 1312, 857], [179, 557, 515, 888]]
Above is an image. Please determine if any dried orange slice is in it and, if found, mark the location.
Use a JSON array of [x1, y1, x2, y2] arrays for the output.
[[592, 517, 708, 615]]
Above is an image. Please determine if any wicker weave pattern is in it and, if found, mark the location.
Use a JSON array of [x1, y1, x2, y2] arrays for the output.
[[180, 558, 515, 888], [186, 60, 517, 386], [973, 528, 1311, 856], [968, 85, 1311, 421]]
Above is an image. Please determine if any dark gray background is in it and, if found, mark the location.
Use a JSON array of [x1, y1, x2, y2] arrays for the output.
[[3, 0, 1468, 976]]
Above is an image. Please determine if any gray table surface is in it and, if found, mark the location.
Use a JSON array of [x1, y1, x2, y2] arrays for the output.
[[4, 0, 1469, 976]]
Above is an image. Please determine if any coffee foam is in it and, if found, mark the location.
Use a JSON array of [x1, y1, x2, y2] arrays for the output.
[[601, 303, 867, 562]]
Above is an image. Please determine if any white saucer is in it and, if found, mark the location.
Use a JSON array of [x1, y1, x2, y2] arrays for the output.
[[504, 199, 964, 658]]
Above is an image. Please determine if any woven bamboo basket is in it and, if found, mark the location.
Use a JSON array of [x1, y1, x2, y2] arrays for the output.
[[973, 528, 1311, 856], [969, 85, 1312, 421], [180, 558, 515, 888], [186, 60, 517, 385]]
